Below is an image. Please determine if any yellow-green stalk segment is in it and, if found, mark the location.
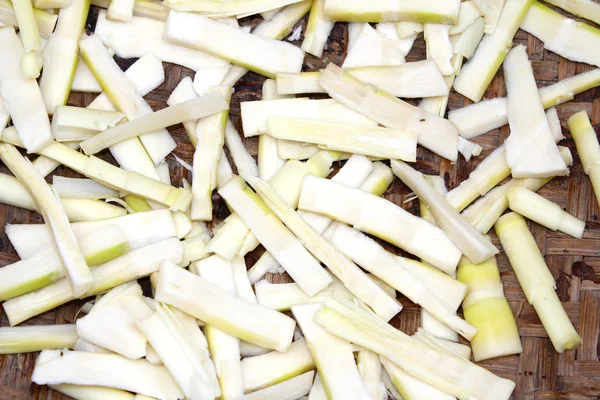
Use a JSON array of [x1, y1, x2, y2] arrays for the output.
[[472, 0, 505, 34], [495, 212, 581, 353], [462, 146, 573, 234], [315, 296, 516, 400], [453, 0, 534, 102], [301, 0, 333, 57], [160, 0, 301, 17], [457, 256, 523, 361], [275, 71, 324, 95], [91, 0, 169, 20], [39, 0, 90, 114], [319, 63, 459, 162], [568, 110, 600, 208], [2, 238, 183, 326], [391, 160, 498, 264], [380, 356, 455, 400], [236, 371, 314, 400], [191, 86, 232, 221], [521, 1, 600, 68], [155, 261, 297, 352], [298, 175, 462, 273], [357, 349, 386, 400], [247, 175, 402, 321], [12, 0, 43, 78], [49, 384, 136, 400], [0, 144, 93, 298], [322, 0, 460, 24], [0, 0, 58, 37], [454, 17, 485, 59], [507, 186, 585, 238], [292, 304, 373, 399], [543, 0, 600, 25], [0, 325, 78, 354]]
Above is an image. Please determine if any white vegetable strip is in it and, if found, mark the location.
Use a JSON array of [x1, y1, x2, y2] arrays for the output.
[[155, 261, 297, 352], [301, 0, 333, 57], [232, 257, 256, 305], [342, 23, 408, 68], [33, 0, 72, 9], [53, 177, 118, 200], [454, 0, 534, 102], [380, 356, 455, 400], [0, 325, 78, 354], [453, 17, 485, 59], [49, 384, 135, 400], [544, 0, 600, 25], [275, 72, 324, 95], [346, 60, 449, 98], [449, 1, 481, 35], [568, 111, 600, 208], [424, 23, 454, 75], [80, 94, 228, 155], [503, 45, 568, 178], [107, 0, 134, 21], [161, 0, 301, 17], [32, 350, 183, 400], [255, 279, 353, 311], [91, 0, 169, 20], [218, 176, 333, 297], [0, 27, 52, 153], [12, 0, 43, 78], [236, 371, 314, 400], [472, 0, 505, 34], [166, 76, 199, 141], [39, 0, 89, 114], [0, 144, 93, 298], [164, 11, 305, 78], [259, 79, 287, 180], [225, 119, 259, 182], [298, 176, 462, 272], [357, 350, 386, 400], [0, 1, 58, 37], [320, 63, 459, 162], [293, 304, 372, 399], [52, 105, 124, 142]]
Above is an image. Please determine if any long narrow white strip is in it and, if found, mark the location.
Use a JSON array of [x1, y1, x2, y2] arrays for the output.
[[164, 11, 305, 78], [454, 0, 534, 102], [342, 23, 408, 68], [53, 176, 118, 199], [424, 23, 454, 75], [107, 0, 135, 21], [218, 176, 333, 297], [32, 350, 183, 400], [298, 176, 462, 272], [503, 44, 568, 178], [0, 1, 58, 37], [255, 279, 353, 311], [544, 0, 600, 25], [72, 58, 102, 93], [301, 0, 333, 57], [39, 0, 89, 114], [454, 17, 485, 59], [225, 120, 259, 182], [49, 384, 135, 400], [472, 0, 505, 34], [52, 105, 124, 142], [161, 0, 301, 17], [259, 79, 287, 181], [91, 0, 170, 20], [320, 63, 459, 162], [275, 72, 324, 95], [236, 371, 314, 400], [0, 325, 78, 354], [155, 261, 296, 351], [0, 27, 52, 152], [357, 350, 386, 400], [12, 0, 43, 78], [0, 144, 93, 298], [380, 356, 455, 400]]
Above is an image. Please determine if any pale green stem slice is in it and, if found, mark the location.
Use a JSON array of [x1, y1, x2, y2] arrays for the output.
[[276, 72, 325, 95], [255, 279, 353, 312], [49, 384, 135, 400], [357, 349, 386, 400], [160, 0, 301, 17], [258, 79, 287, 180], [301, 0, 334, 57], [236, 371, 314, 400], [0, 1, 58, 37], [0, 324, 78, 354], [472, 0, 505, 34], [91, 0, 169, 20], [107, 0, 134, 21], [380, 356, 454, 400], [544, 0, 600, 25]]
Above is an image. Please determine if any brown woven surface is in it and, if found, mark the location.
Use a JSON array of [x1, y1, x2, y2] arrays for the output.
[[1, 5, 600, 400]]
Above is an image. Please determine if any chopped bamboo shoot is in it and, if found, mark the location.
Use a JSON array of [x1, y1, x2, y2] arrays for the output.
[[236, 371, 314, 400], [0, 325, 78, 354], [544, 0, 600, 25], [568, 111, 600, 208], [472, 0, 505, 34], [301, 0, 333, 57]]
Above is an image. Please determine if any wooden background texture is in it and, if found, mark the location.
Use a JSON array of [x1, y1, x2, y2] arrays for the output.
[[1, 3, 600, 399]]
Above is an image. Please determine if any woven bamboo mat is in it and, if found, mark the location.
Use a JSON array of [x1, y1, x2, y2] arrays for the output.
[[1, 4, 600, 400]]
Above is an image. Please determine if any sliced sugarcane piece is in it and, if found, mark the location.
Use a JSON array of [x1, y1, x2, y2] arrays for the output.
[[522, 2, 600, 68], [164, 11, 304, 78], [346, 60, 449, 98], [325, 222, 475, 340], [322, 0, 460, 24], [544, 0, 600, 25], [276, 72, 324, 95], [449, 1, 481, 35], [449, 69, 600, 138], [247, 176, 403, 321], [12, 0, 43, 78], [392, 160, 498, 263], [155, 261, 296, 351], [241, 97, 377, 137], [0, 325, 78, 354], [507, 186, 585, 238], [424, 23, 454, 75], [457, 256, 523, 361], [53, 177, 118, 200], [51, 105, 124, 142], [217, 176, 332, 296], [259, 79, 288, 180], [316, 296, 516, 400], [2, 239, 183, 326], [255, 278, 352, 311], [137, 303, 221, 399], [236, 371, 314, 400], [6, 209, 176, 259], [472, 0, 505, 34], [221, 0, 312, 85], [0, 144, 92, 298], [380, 356, 454, 400], [454, 16, 485, 59], [299, 176, 462, 272], [568, 111, 600, 207], [503, 45, 568, 178], [192, 255, 244, 400], [292, 304, 372, 399], [342, 23, 409, 68], [454, 0, 534, 102], [0, 27, 52, 153], [357, 350, 386, 400], [32, 350, 183, 400], [49, 384, 135, 400], [191, 86, 231, 221], [0, 225, 128, 301], [39, 0, 89, 114], [0, 0, 57, 36], [107, 0, 134, 21], [80, 94, 228, 155], [80, 35, 176, 165], [77, 283, 153, 359], [266, 117, 417, 161], [320, 63, 459, 162], [495, 212, 581, 352], [242, 338, 315, 393], [301, 0, 333, 57], [160, 0, 301, 17]]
